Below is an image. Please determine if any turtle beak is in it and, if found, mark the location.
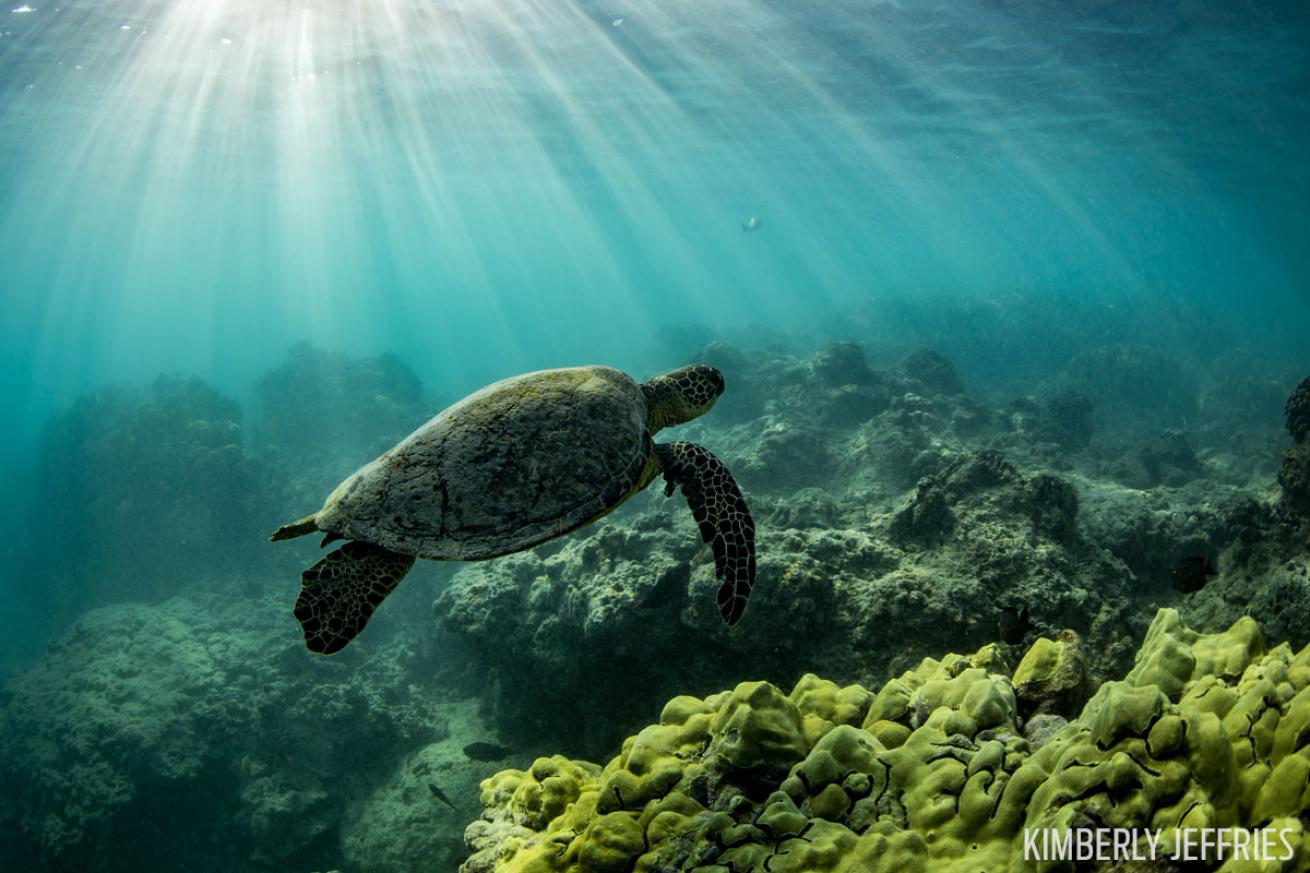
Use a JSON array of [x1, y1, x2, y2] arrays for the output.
[[705, 366, 725, 396]]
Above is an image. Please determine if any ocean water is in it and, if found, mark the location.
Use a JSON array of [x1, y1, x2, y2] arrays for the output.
[[1, 1, 1309, 871]]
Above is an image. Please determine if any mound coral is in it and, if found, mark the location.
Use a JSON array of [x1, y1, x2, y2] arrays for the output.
[[461, 609, 1310, 872]]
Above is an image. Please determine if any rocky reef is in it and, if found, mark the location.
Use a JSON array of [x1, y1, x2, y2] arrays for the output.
[[29, 376, 279, 628], [19, 343, 435, 640], [1279, 376, 1310, 519], [435, 344, 1304, 756], [4, 335, 1307, 873], [0, 344, 470, 870], [461, 609, 1310, 872], [0, 586, 490, 873]]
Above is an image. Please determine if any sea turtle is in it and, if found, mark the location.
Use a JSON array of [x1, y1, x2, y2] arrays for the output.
[[271, 364, 756, 654]]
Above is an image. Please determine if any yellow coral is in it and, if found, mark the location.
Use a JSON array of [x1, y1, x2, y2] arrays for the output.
[[463, 610, 1310, 873]]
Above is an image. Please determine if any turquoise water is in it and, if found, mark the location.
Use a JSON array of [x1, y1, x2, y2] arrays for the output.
[[3, 0, 1307, 440], [1, 2, 1309, 869]]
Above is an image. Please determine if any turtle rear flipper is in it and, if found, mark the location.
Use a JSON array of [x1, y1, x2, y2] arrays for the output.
[[294, 541, 416, 654], [656, 441, 756, 625], [270, 515, 318, 541]]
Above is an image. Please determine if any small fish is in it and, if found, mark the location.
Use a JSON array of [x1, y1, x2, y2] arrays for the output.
[[997, 605, 1033, 645], [1172, 556, 1217, 593], [462, 741, 511, 762], [612, 17, 624, 26], [740, 216, 761, 233], [428, 782, 457, 811]]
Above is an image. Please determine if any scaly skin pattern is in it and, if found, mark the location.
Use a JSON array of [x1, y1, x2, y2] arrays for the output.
[[642, 364, 724, 432], [293, 541, 416, 654], [656, 440, 757, 625]]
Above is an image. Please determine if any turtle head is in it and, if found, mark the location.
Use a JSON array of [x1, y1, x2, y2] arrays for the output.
[[642, 364, 725, 433]]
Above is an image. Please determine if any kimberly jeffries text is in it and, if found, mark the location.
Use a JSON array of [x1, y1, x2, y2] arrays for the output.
[[1023, 827, 1297, 863]]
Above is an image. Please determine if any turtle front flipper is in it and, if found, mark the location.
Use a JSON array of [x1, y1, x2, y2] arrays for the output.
[[655, 441, 756, 625], [293, 541, 416, 654]]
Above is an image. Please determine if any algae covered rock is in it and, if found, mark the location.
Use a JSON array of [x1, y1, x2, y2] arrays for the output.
[[1042, 390, 1094, 450], [1136, 429, 1205, 487], [30, 376, 280, 625], [888, 450, 1079, 547], [1280, 441, 1310, 518], [461, 610, 1310, 872], [254, 342, 435, 526], [811, 341, 875, 388], [1055, 343, 1200, 434], [433, 513, 846, 751], [900, 348, 965, 396], [1287, 376, 1310, 443], [1011, 630, 1089, 718], [0, 591, 451, 873]]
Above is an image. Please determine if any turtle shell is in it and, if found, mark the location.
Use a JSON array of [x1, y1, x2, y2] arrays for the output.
[[314, 366, 652, 560]]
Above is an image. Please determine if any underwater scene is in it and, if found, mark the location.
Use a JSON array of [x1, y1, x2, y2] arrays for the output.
[[2, 0, 1310, 870]]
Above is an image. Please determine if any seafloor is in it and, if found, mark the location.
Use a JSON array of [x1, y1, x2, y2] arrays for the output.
[[2, 303, 1309, 872]]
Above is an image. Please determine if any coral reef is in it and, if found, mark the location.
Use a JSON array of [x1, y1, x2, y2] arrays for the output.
[[1287, 377, 1310, 444], [1280, 377, 1310, 518], [435, 433, 1137, 754], [9, 335, 1305, 873], [1041, 390, 1094, 451], [461, 609, 1310, 872], [18, 344, 439, 640], [1281, 444, 1310, 517], [30, 376, 279, 626], [1132, 430, 1204, 488], [436, 342, 1301, 757], [899, 348, 965, 396], [0, 589, 473, 873], [1053, 344, 1200, 434]]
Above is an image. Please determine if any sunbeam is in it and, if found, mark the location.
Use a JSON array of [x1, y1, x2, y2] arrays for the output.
[[1, 0, 1307, 444]]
